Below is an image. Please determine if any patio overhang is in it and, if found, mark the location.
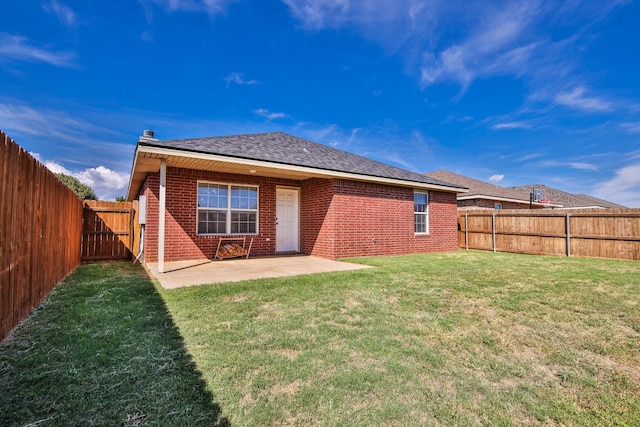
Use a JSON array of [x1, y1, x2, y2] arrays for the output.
[[127, 144, 467, 201]]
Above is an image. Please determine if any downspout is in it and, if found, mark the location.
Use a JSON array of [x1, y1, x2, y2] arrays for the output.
[[133, 224, 144, 265]]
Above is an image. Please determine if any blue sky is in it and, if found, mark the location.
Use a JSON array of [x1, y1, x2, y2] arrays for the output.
[[1, 0, 639, 206]]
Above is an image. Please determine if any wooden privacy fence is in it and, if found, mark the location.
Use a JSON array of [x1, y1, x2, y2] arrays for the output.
[[1, 130, 83, 342], [459, 209, 640, 260], [81, 201, 134, 261]]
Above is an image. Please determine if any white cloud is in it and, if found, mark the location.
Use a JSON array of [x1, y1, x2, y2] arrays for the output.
[[281, 0, 630, 115], [282, 0, 350, 30], [282, 0, 553, 93], [224, 72, 261, 87], [568, 162, 599, 171], [76, 166, 130, 200], [492, 122, 531, 130], [620, 122, 640, 134], [254, 108, 290, 121], [42, 160, 129, 200], [0, 98, 137, 186], [42, 0, 77, 29], [42, 159, 71, 175], [421, 2, 540, 91], [516, 152, 544, 162], [142, 0, 236, 16], [282, 0, 420, 32], [0, 33, 75, 67], [488, 174, 504, 183], [593, 163, 640, 207], [0, 100, 117, 146], [554, 86, 612, 112], [540, 160, 599, 171], [347, 127, 361, 145], [294, 122, 339, 142], [282, 0, 444, 58]]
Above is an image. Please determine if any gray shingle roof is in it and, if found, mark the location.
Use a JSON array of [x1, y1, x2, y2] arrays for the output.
[[140, 132, 466, 190], [425, 170, 531, 202], [511, 185, 626, 209]]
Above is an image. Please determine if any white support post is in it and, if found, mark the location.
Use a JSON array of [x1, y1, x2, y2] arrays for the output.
[[158, 159, 167, 273]]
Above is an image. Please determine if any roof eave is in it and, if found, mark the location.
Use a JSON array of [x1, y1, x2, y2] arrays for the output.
[[125, 144, 141, 202], [128, 145, 468, 196], [458, 194, 562, 207]]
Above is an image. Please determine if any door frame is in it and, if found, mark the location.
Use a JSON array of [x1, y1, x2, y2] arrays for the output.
[[275, 186, 300, 253]]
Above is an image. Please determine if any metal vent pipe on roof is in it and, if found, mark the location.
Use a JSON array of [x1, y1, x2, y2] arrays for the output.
[[143, 129, 154, 138]]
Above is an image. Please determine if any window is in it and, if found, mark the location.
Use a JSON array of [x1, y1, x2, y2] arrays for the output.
[[494, 203, 503, 210], [414, 191, 429, 234], [197, 182, 258, 235]]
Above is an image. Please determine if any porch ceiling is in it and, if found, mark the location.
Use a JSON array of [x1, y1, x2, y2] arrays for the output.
[[128, 151, 322, 200]]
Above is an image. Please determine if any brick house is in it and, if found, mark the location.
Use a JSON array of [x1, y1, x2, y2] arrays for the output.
[[425, 170, 562, 209], [510, 184, 626, 209], [126, 132, 467, 272], [425, 170, 625, 210]]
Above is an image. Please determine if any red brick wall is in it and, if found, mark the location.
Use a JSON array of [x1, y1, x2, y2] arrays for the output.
[[140, 169, 459, 262], [329, 180, 459, 258], [300, 178, 337, 258], [140, 167, 298, 262]]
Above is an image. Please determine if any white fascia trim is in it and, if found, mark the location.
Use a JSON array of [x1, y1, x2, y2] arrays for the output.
[[137, 145, 468, 193], [126, 146, 142, 201], [556, 206, 606, 210], [458, 194, 562, 207]]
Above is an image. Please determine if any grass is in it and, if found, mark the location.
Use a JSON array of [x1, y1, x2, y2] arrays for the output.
[[158, 251, 640, 426], [1, 252, 638, 426], [0, 262, 227, 426]]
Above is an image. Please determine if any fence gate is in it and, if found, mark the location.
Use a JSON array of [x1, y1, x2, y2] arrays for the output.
[[81, 201, 133, 261]]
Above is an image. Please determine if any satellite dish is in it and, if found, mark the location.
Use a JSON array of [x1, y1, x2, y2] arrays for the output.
[[533, 188, 543, 202]]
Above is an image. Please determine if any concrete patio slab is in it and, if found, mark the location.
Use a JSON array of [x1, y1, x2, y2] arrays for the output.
[[146, 256, 371, 289]]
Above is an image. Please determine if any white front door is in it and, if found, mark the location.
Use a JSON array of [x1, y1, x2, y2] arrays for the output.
[[276, 188, 299, 252]]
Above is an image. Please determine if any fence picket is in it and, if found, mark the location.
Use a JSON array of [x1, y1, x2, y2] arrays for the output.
[[81, 201, 132, 262], [0, 130, 84, 342], [459, 209, 640, 260]]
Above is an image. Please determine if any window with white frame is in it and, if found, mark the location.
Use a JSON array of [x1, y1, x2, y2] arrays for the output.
[[414, 191, 429, 234], [197, 182, 258, 235], [494, 203, 503, 210]]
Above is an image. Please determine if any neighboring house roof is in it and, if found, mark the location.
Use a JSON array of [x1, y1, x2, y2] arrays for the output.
[[127, 132, 467, 200], [511, 185, 626, 209], [424, 170, 560, 207]]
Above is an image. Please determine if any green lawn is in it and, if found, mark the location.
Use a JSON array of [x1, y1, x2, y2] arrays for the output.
[[0, 263, 228, 426], [1, 252, 639, 426]]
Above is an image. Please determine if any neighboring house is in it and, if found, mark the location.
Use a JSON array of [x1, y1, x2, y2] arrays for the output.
[[510, 185, 626, 209], [424, 170, 561, 209], [127, 132, 467, 271]]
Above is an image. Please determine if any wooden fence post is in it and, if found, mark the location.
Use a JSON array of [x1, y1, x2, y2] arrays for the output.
[[465, 212, 469, 251], [492, 212, 497, 253], [566, 213, 571, 257]]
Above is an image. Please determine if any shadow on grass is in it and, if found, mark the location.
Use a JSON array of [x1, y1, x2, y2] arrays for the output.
[[0, 262, 230, 426]]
